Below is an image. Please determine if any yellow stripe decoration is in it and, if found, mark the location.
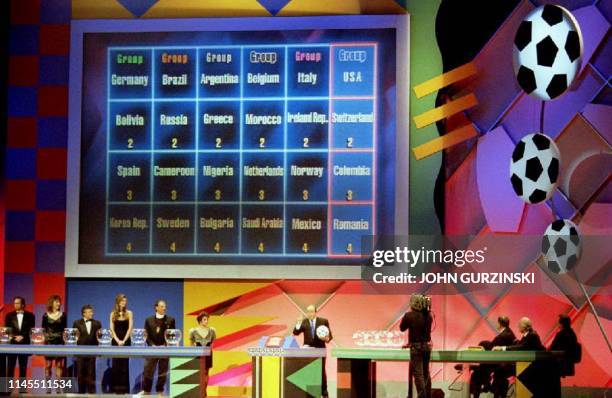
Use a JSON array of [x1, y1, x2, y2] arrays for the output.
[[412, 124, 479, 160], [72, 0, 134, 19], [413, 62, 477, 99], [413, 93, 478, 129], [278, 0, 361, 16], [143, 0, 270, 18], [261, 356, 281, 398]]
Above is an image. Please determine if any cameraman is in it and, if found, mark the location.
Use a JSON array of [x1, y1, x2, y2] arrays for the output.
[[400, 294, 433, 398]]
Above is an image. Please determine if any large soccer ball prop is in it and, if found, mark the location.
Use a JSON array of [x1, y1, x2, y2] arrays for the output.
[[541, 219, 581, 274], [513, 4, 582, 100], [510, 133, 561, 204], [316, 325, 330, 340]]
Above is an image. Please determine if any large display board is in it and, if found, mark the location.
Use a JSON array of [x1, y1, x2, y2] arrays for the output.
[[66, 16, 409, 278]]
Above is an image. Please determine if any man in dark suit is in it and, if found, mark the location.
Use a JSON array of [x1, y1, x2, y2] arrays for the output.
[[468, 316, 516, 397], [73, 304, 102, 394], [5, 296, 35, 390], [143, 300, 176, 395], [549, 314, 578, 377], [489, 316, 517, 398], [493, 317, 547, 397], [547, 314, 579, 398], [494, 317, 544, 352], [293, 304, 332, 398]]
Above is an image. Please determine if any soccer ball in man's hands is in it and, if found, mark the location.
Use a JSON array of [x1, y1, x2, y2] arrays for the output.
[[509, 133, 561, 204], [542, 219, 581, 274], [316, 325, 330, 340], [513, 4, 582, 100]]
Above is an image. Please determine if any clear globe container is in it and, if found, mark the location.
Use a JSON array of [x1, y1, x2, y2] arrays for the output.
[[0, 327, 12, 344], [96, 328, 113, 346], [164, 329, 182, 346], [63, 328, 80, 345], [30, 327, 45, 345], [392, 331, 405, 347], [373, 330, 384, 347], [131, 328, 147, 347]]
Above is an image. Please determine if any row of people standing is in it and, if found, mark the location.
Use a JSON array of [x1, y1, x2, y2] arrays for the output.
[[2, 294, 215, 396]]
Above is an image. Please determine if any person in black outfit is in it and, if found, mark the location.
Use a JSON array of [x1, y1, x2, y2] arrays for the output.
[[42, 295, 67, 393], [549, 314, 578, 377], [110, 293, 133, 394], [468, 316, 516, 397], [73, 304, 102, 394], [400, 294, 433, 398], [292, 304, 333, 398], [547, 314, 579, 398], [143, 300, 176, 395], [494, 317, 544, 352], [5, 296, 35, 391], [493, 317, 547, 397], [488, 316, 517, 398]]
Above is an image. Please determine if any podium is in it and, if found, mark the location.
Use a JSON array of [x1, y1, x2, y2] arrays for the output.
[[249, 336, 326, 398]]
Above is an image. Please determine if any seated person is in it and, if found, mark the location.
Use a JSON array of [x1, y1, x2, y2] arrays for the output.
[[549, 314, 578, 377], [493, 317, 548, 398], [493, 317, 544, 351], [468, 316, 516, 398], [547, 314, 580, 398]]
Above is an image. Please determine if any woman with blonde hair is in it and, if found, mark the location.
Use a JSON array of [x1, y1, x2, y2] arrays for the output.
[[42, 295, 67, 392], [109, 293, 133, 394]]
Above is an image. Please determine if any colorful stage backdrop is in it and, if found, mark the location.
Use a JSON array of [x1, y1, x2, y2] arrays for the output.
[[2, 0, 610, 396]]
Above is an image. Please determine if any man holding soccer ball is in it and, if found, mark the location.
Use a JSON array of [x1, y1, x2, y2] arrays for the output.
[[293, 304, 333, 398]]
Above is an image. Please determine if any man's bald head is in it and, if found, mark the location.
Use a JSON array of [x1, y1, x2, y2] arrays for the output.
[[306, 305, 317, 320], [518, 317, 532, 333]]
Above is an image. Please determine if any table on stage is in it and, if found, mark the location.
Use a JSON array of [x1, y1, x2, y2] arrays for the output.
[[249, 347, 327, 398], [332, 348, 562, 398], [0, 344, 210, 397]]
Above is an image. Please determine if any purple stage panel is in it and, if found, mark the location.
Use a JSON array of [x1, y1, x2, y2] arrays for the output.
[[556, 113, 612, 211], [591, 34, 611, 79], [501, 66, 606, 143], [572, 5, 610, 77], [533, 0, 594, 10], [550, 189, 577, 220], [476, 126, 525, 233], [582, 103, 612, 146], [568, 153, 612, 209], [445, 150, 487, 236], [458, 0, 534, 133], [598, 0, 612, 23]]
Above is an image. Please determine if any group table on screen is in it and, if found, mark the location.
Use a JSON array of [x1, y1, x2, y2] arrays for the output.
[[107, 43, 379, 258]]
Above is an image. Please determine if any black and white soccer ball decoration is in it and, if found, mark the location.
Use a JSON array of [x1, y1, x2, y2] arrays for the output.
[[513, 4, 583, 100], [510, 133, 561, 204], [542, 219, 581, 274]]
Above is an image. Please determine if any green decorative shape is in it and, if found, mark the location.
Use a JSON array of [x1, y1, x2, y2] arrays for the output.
[[286, 358, 322, 397], [169, 357, 200, 398], [170, 357, 192, 369], [404, 0, 443, 235], [173, 357, 200, 370], [170, 368, 197, 384], [169, 382, 199, 398]]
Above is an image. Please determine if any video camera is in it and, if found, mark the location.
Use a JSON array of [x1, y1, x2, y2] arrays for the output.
[[410, 294, 432, 312]]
